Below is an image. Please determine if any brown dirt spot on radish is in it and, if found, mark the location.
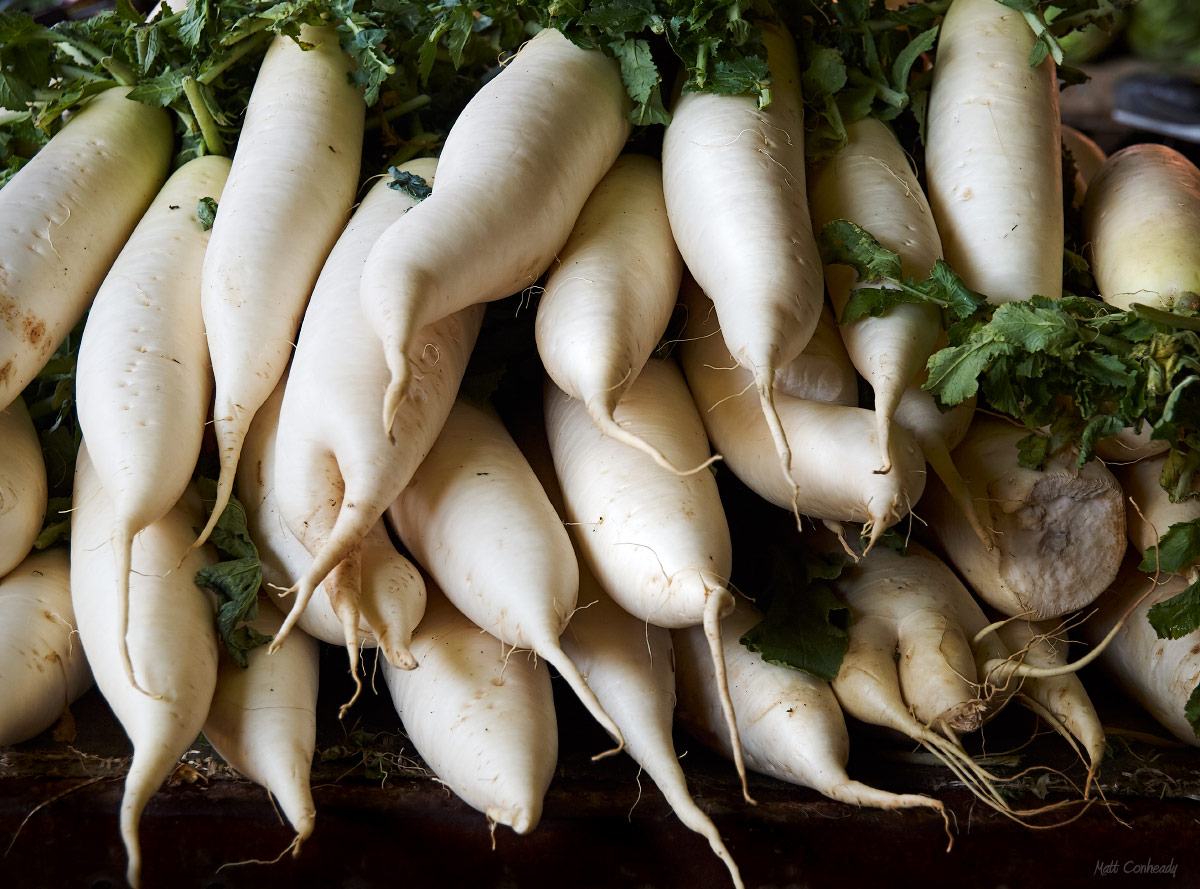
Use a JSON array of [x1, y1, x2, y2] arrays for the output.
[[0, 359, 10, 385], [23, 315, 45, 346]]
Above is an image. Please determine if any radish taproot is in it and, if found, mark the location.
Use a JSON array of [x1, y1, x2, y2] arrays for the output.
[[925, 0, 1063, 304], [387, 397, 624, 754], [535, 153, 689, 472], [361, 27, 631, 432], [75, 154, 229, 695], [383, 583, 558, 835], [661, 21, 824, 516], [0, 86, 172, 411], [71, 447, 218, 889], [0, 397, 46, 578], [195, 24, 366, 548], [0, 548, 92, 747]]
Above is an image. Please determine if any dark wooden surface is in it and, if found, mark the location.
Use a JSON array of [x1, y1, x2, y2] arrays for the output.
[[3, 641, 1200, 889]]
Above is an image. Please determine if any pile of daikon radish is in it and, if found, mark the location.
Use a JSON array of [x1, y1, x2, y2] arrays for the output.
[[3, 1, 1200, 887]]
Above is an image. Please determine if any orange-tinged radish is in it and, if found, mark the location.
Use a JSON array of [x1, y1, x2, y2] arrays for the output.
[[679, 278, 925, 544], [926, 0, 1063, 304], [0, 86, 172, 411], [361, 27, 631, 431], [272, 162, 481, 663], [662, 22, 824, 517], [196, 24, 366, 548], [71, 448, 218, 888], [1084, 143, 1200, 311], [383, 583, 558, 834], [387, 398, 624, 754], [203, 598, 319, 855], [535, 153, 686, 471], [76, 154, 229, 695], [0, 397, 46, 577], [0, 548, 92, 746]]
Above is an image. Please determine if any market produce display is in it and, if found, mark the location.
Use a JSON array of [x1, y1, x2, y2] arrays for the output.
[[5, 0, 1200, 885]]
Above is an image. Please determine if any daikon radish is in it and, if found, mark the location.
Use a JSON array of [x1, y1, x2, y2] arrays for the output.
[[1062, 124, 1107, 205], [239, 371, 426, 671], [75, 154, 229, 694], [272, 161, 482, 659], [361, 27, 631, 431], [0, 86, 172, 411], [544, 358, 748, 798], [673, 598, 946, 824], [926, 0, 1063, 304], [1084, 143, 1200, 311], [383, 584, 558, 834], [0, 397, 46, 577], [203, 598, 319, 855], [807, 117, 942, 470], [71, 447, 218, 889], [196, 24, 366, 547], [535, 153, 686, 471], [1082, 554, 1200, 747], [662, 21, 824, 516], [769, 303, 858, 406], [0, 548, 92, 746], [1120, 453, 1200, 577], [679, 277, 925, 544], [387, 398, 624, 753], [920, 417, 1125, 618]]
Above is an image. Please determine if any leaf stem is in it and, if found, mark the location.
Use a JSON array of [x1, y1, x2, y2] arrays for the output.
[[182, 75, 226, 156]]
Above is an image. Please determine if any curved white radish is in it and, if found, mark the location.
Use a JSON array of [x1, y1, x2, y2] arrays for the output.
[[70, 447, 218, 889], [832, 541, 1013, 737], [383, 584, 558, 834], [926, 0, 1063, 304], [272, 160, 481, 661], [544, 358, 749, 798], [662, 21, 824, 514], [535, 153, 685, 471], [196, 24, 366, 547], [361, 27, 631, 431], [806, 117, 942, 471], [1062, 124, 1107, 205], [673, 598, 946, 823], [0, 548, 92, 746], [0, 86, 172, 411], [75, 154, 229, 694], [387, 398, 624, 753], [1084, 143, 1200, 311], [203, 598, 319, 855], [0, 397, 46, 577], [678, 277, 926, 544], [561, 579, 744, 888], [240, 370, 427, 673], [921, 417, 1125, 618]]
